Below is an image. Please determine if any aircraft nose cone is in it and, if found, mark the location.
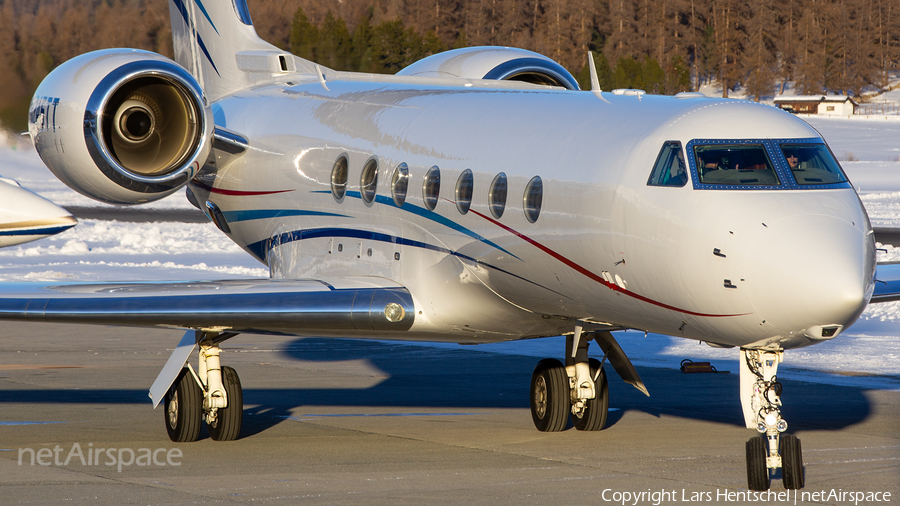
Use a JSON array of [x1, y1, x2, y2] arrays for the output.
[[745, 215, 874, 337]]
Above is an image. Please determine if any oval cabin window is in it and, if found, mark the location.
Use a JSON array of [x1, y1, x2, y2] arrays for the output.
[[423, 166, 441, 210], [489, 172, 508, 219], [456, 169, 473, 215], [331, 154, 349, 202], [360, 157, 378, 204], [391, 163, 409, 207], [523, 176, 542, 223]]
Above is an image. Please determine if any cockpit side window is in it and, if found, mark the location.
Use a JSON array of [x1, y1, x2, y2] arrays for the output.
[[647, 141, 688, 187], [693, 144, 780, 186], [780, 144, 848, 185]]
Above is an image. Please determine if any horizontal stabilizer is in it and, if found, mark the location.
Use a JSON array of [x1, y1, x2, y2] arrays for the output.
[[0, 278, 414, 335], [872, 263, 900, 303]]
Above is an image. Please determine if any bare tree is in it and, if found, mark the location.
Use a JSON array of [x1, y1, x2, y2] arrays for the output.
[[743, 0, 778, 100]]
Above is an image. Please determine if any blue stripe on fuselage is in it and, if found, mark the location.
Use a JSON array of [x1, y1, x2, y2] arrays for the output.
[[222, 209, 350, 222], [0, 224, 75, 237], [313, 190, 519, 260], [246, 227, 564, 296]]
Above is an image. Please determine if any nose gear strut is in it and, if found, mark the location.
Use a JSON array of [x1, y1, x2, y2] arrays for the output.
[[740, 349, 804, 491]]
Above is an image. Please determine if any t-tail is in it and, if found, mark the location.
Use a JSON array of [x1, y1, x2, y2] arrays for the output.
[[168, 0, 317, 101]]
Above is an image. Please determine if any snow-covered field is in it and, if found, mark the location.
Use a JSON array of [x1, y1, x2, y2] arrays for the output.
[[0, 114, 898, 390]]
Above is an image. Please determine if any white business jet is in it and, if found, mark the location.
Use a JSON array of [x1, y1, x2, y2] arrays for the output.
[[0, 176, 76, 247], [1, 0, 895, 491]]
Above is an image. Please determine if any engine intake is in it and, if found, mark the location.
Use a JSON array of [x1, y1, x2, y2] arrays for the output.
[[397, 47, 580, 90], [30, 49, 212, 205]]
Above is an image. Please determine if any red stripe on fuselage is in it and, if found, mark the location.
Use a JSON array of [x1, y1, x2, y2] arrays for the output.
[[194, 181, 294, 196], [468, 209, 746, 318]]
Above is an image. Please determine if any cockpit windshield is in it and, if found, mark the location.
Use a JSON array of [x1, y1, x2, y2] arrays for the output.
[[779, 144, 848, 185], [693, 144, 780, 186]]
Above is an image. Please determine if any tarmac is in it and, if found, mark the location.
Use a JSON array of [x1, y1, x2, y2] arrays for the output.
[[0, 321, 897, 505]]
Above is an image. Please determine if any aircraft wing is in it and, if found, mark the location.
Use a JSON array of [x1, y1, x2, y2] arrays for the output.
[[0, 278, 415, 335], [871, 262, 900, 303]]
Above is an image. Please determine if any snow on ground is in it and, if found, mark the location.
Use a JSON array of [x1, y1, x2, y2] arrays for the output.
[[0, 115, 898, 390]]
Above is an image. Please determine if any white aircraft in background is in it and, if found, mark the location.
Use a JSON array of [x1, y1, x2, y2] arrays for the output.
[[0, 0, 895, 491], [0, 176, 76, 247]]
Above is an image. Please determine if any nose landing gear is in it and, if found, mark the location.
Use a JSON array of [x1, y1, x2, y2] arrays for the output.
[[741, 349, 804, 491]]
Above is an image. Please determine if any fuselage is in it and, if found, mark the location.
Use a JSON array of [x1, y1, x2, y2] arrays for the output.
[[189, 78, 875, 349], [0, 178, 76, 248]]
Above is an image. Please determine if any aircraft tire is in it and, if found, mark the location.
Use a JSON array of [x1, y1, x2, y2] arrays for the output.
[[165, 367, 202, 443], [746, 435, 770, 491], [530, 358, 569, 432], [781, 434, 804, 489], [208, 366, 243, 441], [572, 358, 608, 431]]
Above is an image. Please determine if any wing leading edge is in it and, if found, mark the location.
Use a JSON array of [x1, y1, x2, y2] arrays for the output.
[[872, 263, 900, 303], [0, 278, 414, 335]]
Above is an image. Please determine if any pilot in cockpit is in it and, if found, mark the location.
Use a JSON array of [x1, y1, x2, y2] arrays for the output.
[[784, 149, 801, 170], [700, 154, 723, 175]]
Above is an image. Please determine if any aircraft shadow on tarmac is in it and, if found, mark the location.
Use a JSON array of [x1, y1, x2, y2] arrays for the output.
[[0, 337, 873, 439]]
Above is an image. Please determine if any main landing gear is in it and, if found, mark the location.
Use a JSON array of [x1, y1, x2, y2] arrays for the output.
[[741, 349, 804, 491], [530, 326, 611, 432], [162, 332, 243, 442]]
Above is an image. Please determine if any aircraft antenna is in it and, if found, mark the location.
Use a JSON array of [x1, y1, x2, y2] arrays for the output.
[[316, 65, 330, 91], [588, 52, 610, 103]]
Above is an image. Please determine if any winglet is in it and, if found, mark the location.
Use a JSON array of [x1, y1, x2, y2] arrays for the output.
[[588, 52, 610, 103], [872, 262, 900, 302]]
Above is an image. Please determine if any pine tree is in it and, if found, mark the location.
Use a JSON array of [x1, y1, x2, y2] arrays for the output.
[[290, 6, 319, 62]]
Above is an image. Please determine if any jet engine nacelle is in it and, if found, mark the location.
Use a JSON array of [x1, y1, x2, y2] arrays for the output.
[[28, 49, 212, 205], [397, 46, 580, 90]]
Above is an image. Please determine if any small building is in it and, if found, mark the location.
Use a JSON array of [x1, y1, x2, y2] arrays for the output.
[[774, 95, 858, 115]]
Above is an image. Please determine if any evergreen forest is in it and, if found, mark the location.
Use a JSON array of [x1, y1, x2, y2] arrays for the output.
[[2, 0, 899, 131]]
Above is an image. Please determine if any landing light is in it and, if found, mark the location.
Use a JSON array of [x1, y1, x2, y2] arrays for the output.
[[384, 303, 405, 323]]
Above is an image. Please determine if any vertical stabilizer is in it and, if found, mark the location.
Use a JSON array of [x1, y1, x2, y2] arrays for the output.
[[168, 0, 313, 101]]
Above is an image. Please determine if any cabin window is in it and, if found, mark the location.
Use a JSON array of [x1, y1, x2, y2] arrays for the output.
[[693, 144, 780, 186], [423, 166, 441, 210], [523, 176, 543, 223], [391, 163, 409, 207], [456, 169, 474, 215], [780, 144, 848, 185], [360, 158, 378, 204], [647, 141, 687, 187], [489, 172, 508, 219], [331, 154, 348, 202]]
